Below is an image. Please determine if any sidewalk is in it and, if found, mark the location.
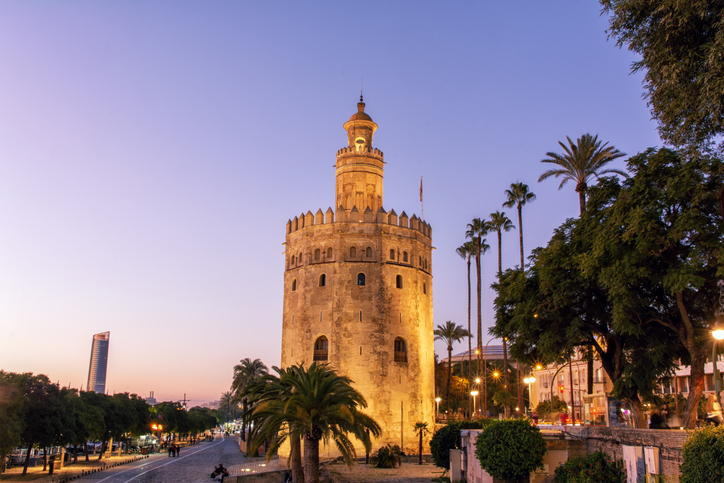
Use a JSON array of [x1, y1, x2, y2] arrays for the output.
[[1, 452, 162, 482]]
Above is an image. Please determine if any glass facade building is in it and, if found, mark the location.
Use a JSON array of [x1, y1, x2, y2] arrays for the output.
[[87, 331, 110, 393]]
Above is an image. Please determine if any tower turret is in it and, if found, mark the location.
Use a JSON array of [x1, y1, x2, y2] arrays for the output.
[[335, 97, 385, 212]]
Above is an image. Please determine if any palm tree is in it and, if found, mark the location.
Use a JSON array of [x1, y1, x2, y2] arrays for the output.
[[434, 321, 471, 414], [244, 363, 380, 483], [540, 135, 626, 396], [539, 133, 626, 215], [456, 242, 476, 393], [502, 182, 536, 270], [231, 358, 268, 439], [465, 219, 490, 372], [487, 211, 514, 277]]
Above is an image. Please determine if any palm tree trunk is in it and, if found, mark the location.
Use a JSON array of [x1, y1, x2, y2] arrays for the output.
[[517, 205, 524, 270], [576, 191, 595, 396], [497, 229, 502, 276], [446, 346, 453, 414], [503, 340, 510, 417], [476, 247, 482, 375], [291, 437, 305, 483], [467, 258, 472, 415], [303, 436, 320, 483]]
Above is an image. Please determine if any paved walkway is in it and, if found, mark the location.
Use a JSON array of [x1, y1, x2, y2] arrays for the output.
[[75, 436, 249, 483]]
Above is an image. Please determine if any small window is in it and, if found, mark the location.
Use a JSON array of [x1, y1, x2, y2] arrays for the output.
[[390, 249, 395, 260], [327, 247, 333, 259], [292, 255, 296, 265], [315, 249, 320, 261], [423, 283, 427, 294], [357, 273, 366, 286], [424, 259, 428, 270], [298, 253, 303, 264], [394, 337, 407, 362], [403, 251, 408, 262], [314, 336, 328, 361], [366, 247, 372, 258], [350, 246, 357, 258], [396, 275, 403, 289], [319, 274, 326, 287], [292, 279, 297, 291]]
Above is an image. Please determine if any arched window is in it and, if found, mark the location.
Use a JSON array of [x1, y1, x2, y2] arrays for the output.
[[314, 336, 328, 361], [292, 255, 296, 265], [298, 253, 303, 265], [423, 283, 427, 294], [419, 256, 422, 266], [396, 275, 403, 289], [319, 274, 326, 287], [366, 247, 372, 258], [390, 249, 395, 260], [424, 259, 428, 270], [403, 251, 408, 262], [350, 246, 357, 258], [292, 279, 297, 291], [327, 247, 333, 259], [394, 337, 407, 362], [315, 248, 320, 261], [357, 273, 366, 286]]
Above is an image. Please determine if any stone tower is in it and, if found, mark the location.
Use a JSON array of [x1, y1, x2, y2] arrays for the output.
[[281, 98, 435, 454]]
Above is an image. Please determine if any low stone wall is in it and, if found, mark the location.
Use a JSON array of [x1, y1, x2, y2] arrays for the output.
[[565, 426, 687, 478], [229, 469, 289, 483]]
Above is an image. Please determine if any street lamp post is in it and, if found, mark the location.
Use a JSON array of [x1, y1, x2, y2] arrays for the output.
[[483, 338, 499, 417], [471, 390, 479, 417], [712, 280, 724, 405], [524, 376, 536, 415], [475, 378, 481, 418], [435, 397, 441, 422]]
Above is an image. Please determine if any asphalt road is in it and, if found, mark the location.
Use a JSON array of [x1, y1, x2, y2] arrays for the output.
[[76, 436, 247, 483]]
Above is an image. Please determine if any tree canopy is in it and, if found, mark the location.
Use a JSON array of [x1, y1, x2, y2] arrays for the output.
[[601, 0, 724, 148]]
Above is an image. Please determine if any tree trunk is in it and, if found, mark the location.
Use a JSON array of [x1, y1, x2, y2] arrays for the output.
[[84, 442, 89, 462], [587, 347, 594, 394], [22, 444, 32, 475], [418, 432, 423, 465], [42, 447, 47, 471], [73, 444, 78, 464], [503, 339, 510, 417], [303, 436, 320, 483], [684, 350, 707, 428], [625, 394, 647, 428], [291, 437, 305, 483]]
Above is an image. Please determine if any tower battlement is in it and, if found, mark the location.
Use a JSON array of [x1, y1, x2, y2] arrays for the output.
[[285, 207, 431, 239], [335, 146, 384, 159]]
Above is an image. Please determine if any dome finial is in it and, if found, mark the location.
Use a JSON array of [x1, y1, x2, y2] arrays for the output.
[[360, 78, 364, 103]]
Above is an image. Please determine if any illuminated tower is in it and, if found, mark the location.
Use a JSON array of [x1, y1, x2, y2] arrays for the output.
[[281, 98, 434, 453], [87, 331, 110, 394]]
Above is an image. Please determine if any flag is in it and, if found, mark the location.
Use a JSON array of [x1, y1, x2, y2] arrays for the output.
[[420, 176, 423, 202]]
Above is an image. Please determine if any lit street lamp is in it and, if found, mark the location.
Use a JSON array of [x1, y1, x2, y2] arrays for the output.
[[471, 390, 479, 417], [524, 376, 536, 415], [435, 397, 441, 422], [712, 280, 724, 405]]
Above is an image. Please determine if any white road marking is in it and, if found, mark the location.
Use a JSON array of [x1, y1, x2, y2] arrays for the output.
[[92, 440, 225, 483]]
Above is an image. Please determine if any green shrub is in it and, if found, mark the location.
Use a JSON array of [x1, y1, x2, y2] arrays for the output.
[[371, 444, 401, 468], [430, 423, 460, 469], [474, 418, 546, 483], [680, 424, 724, 483], [459, 418, 496, 430], [553, 451, 625, 483]]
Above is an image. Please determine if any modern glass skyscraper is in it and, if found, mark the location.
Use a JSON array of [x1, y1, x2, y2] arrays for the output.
[[87, 331, 110, 393]]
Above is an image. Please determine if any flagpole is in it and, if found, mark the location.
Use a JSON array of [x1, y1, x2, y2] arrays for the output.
[[420, 176, 424, 221]]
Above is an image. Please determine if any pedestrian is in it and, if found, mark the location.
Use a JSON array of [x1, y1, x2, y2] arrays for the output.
[[176, 445, 181, 457], [168, 445, 173, 457]]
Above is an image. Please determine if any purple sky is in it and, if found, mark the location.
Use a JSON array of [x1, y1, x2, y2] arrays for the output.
[[0, 2, 660, 405]]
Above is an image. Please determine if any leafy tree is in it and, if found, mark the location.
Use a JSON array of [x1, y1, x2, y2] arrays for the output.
[[553, 451, 625, 483], [466, 219, 491, 369], [535, 396, 569, 420], [0, 372, 25, 473], [430, 423, 459, 470], [475, 419, 546, 483], [680, 424, 724, 483], [539, 133, 626, 215], [434, 321, 471, 412], [601, 1, 724, 148], [456, 241, 476, 396], [503, 182, 536, 270], [580, 148, 724, 427]]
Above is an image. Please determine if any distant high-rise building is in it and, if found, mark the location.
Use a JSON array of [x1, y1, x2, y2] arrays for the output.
[[87, 331, 110, 393]]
